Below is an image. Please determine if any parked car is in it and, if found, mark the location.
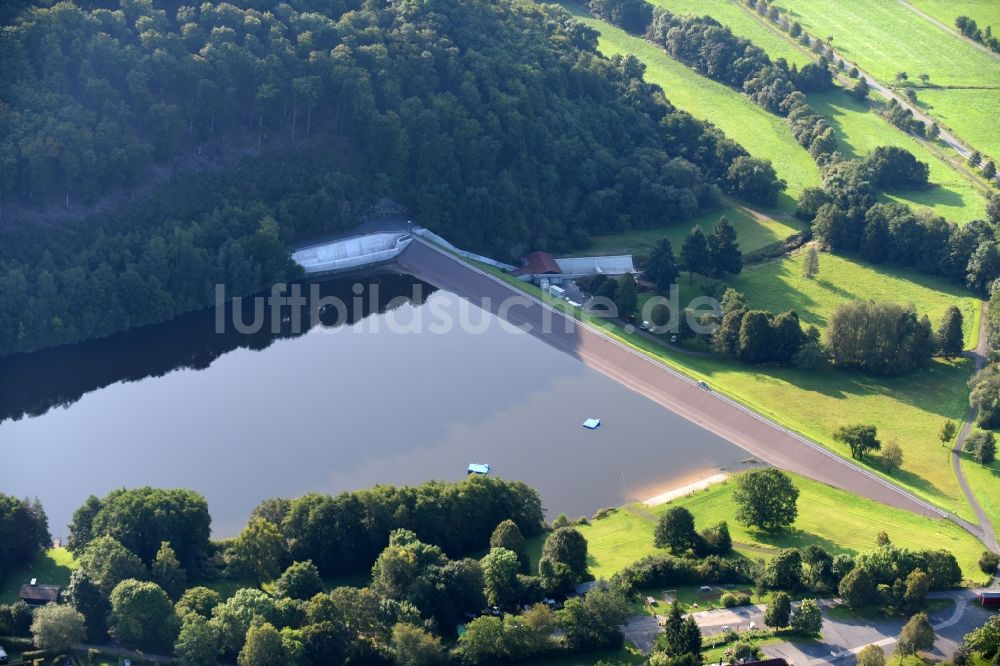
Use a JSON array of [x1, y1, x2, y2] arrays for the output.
[[0, 645, 8, 664], [697, 380, 710, 390]]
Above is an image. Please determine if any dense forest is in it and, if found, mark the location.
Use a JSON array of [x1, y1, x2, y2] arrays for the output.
[[0, 0, 778, 357]]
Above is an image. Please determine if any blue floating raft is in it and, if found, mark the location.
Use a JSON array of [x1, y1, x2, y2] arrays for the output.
[[582, 418, 601, 430], [467, 463, 491, 475]]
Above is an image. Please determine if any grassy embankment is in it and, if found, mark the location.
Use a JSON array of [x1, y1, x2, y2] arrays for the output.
[[766, 0, 1000, 158], [472, 260, 979, 523], [524, 473, 988, 585]]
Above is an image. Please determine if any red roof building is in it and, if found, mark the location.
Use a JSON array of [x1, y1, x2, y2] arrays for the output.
[[511, 251, 561, 277]]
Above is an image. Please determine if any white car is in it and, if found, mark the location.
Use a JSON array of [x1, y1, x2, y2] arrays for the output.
[[0, 646, 9, 664]]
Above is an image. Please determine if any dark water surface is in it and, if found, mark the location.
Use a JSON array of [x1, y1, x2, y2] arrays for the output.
[[1, 273, 751, 538]]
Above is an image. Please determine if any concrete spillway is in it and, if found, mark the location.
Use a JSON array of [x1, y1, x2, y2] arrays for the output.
[[291, 232, 412, 275]]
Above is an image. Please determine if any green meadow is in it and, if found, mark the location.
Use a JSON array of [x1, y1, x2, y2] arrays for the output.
[[560, 2, 821, 205], [907, 0, 1000, 39], [809, 90, 988, 223], [960, 455, 1000, 545], [767, 0, 1000, 155], [581, 202, 805, 257], [525, 473, 987, 584], [678, 250, 981, 344]]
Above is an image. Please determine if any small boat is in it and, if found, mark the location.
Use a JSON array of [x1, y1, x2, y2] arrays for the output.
[[467, 463, 491, 475], [582, 418, 601, 429]]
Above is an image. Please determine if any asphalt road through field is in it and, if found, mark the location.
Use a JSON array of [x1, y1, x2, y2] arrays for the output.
[[393, 237, 956, 523]]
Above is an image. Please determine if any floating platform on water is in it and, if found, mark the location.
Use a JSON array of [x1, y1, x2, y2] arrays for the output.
[[467, 463, 491, 475], [582, 418, 601, 429]]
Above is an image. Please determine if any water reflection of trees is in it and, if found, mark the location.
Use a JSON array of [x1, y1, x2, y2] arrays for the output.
[[0, 273, 434, 423]]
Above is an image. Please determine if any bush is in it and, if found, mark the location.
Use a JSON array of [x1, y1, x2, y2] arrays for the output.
[[743, 232, 809, 265], [979, 551, 1000, 575], [611, 554, 754, 593], [720, 592, 751, 608]]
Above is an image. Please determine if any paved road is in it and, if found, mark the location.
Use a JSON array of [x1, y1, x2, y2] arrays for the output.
[[393, 237, 952, 521], [953, 302, 999, 553], [897, 0, 1000, 63]]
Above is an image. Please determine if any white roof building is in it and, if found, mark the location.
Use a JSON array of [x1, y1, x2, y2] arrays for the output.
[[555, 255, 636, 276]]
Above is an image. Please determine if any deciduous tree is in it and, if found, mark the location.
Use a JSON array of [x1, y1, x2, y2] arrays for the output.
[[937, 305, 964, 358], [109, 579, 180, 651], [834, 424, 882, 460], [897, 612, 934, 659], [764, 591, 791, 628], [790, 598, 822, 635], [732, 469, 799, 530], [654, 507, 699, 554]]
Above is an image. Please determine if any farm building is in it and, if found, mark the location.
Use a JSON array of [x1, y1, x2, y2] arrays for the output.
[[510, 251, 636, 285]]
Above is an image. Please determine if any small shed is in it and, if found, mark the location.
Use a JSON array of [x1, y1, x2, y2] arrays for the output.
[[582, 418, 601, 429], [19, 580, 60, 606]]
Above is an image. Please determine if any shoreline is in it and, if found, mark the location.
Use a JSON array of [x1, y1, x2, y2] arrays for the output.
[[642, 472, 728, 507]]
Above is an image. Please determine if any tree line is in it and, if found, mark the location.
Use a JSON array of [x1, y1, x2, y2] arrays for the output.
[[0, 0, 795, 357], [806, 166, 1000, 296], [0, 494, 50, 584], [956, 15, 1000, 53], [0, 479, 644, 664]]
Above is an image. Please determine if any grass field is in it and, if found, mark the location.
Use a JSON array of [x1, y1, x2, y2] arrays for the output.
[[475, 260, 979, 521], [0, 547, 77, 604], [766, 0, 1000, 156], [580, 202, 805, 258], [524, 473, 988, 584], [559, 2, 820, 206], [959, 455, 1000, 546], [808, 90, 988, 223], [678, 250, 982, 345], [906, 0, 1000, 41]]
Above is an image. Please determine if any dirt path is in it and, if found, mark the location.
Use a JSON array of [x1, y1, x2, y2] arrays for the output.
[[897, 0, 1000, 63], [953, 301, 1000, 552]]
